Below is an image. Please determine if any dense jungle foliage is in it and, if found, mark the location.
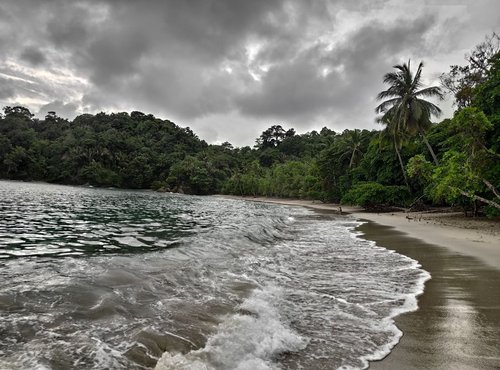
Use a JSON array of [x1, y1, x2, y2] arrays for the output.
[[1, 35, 499, 215]]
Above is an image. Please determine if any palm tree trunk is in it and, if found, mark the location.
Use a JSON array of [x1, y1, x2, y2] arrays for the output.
[[394, 141, 410, 188], [420, 130, 440, 165], [349, 150, 355, 169]]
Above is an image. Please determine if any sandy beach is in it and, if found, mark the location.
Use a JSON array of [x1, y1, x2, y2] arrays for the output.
[[218, 195, 500, 369], [360, 222, 500, 369]]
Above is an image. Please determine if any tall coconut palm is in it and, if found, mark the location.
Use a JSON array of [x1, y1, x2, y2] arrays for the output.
[[376, 60, 443, 165], [378, 114, 410, 188], [340, 129, 368, 169]]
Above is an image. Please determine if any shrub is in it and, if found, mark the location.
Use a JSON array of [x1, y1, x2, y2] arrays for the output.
[[341, 182, 410, 209]]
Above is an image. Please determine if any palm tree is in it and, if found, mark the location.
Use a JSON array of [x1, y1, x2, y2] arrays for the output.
[[378, 114, 410, 188], [340, 129, 367, 169], [376, 60, 443, 165]]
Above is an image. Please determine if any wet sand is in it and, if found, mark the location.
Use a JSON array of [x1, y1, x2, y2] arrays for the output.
[[354, 211, 500, 271], [360, 222, 500, 370]]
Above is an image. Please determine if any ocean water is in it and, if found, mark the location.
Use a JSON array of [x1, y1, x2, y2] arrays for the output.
[[0, 180, 430, 369]]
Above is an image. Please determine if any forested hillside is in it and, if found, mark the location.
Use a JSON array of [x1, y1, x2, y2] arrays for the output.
[[1, 35, 498, 215]]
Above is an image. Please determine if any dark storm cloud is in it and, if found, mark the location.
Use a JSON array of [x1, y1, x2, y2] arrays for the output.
[[20, 46, 46, 66], [235, 14, 438, 128], [67, 0, 284, 69], [84, 28, 150, 83], [155, 0, 283, 59], [236, 55, 339, 119], [332, 16, 436, 68], [0, 0, 498, 145], [45, 4, 92, 48], [34, 0, 291, 117]]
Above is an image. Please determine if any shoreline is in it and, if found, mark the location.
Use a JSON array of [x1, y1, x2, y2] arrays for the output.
[[216, 195, 500, 369], [217, 195, 500, 270], [357, 221, 500, 369]]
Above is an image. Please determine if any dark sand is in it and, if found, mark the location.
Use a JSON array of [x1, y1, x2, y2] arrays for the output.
[[359, 221, 500, 370]]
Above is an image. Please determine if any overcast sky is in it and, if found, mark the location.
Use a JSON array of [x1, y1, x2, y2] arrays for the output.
[[0, 0, 498, 146]]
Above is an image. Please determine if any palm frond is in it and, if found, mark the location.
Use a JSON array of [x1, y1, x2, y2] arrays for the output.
[[376, 59, 443, 142], [415, 86, 444, 100], [418, 100, 442, 117], [410, 61, 424, 91], [383, 71, 403, 84], [375, 98, 400, 113]]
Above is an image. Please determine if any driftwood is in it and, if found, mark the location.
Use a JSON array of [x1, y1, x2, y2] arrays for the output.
[[407, 194, 426, 212]]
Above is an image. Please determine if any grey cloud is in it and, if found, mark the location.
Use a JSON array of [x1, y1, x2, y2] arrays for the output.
[[81, 59, 238, 120], [45, 0, 289, 117], [83, 28, 150, 83], [235, 14, 439, 129], [330, 16, 440, 104], [2, 0, 416, 127], [75, 0, 286, 68], [46, 11, 90, 48], [37, 100, 79, 119], [157, 0, 284, 59], [0, 78, 15, 100], [236, 58, 340, 122], [327, 15, 437, 73], [0, 70, 37, 100], [20, 46, 46, 66], [0, 0, 498, 147]]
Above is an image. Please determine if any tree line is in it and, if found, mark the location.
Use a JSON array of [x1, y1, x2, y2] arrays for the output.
[[0, 34, 498, 216]]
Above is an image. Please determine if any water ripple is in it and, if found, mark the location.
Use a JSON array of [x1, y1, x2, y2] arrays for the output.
[[0, 182, 216, 258]]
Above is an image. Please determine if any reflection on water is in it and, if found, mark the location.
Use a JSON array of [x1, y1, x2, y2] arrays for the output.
[[360, 223, 500, 370], [0, 183, 204, 258]]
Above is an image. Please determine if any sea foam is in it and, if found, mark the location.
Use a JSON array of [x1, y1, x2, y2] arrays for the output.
[[155, 285, 308, 370]]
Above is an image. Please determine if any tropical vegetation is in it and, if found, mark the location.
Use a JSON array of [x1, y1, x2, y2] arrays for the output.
[[0, 34, 498, 216]]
